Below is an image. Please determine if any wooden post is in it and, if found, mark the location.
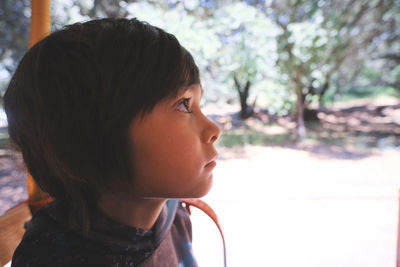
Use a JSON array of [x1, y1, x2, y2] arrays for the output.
[[30, 0, 51, 47], [27, 0, 51, 213]]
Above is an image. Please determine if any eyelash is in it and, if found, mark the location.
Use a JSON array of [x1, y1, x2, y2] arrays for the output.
[[177, 98, 192, 113]]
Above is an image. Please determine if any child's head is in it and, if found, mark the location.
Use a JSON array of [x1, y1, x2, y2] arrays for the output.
[[4, 18, 220, 228]]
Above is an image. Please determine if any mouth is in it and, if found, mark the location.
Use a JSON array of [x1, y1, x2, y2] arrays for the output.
[[205, 154, 219, 168]]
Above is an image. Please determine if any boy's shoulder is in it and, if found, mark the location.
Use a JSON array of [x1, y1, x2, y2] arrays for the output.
[[11, 201, 110, 266]]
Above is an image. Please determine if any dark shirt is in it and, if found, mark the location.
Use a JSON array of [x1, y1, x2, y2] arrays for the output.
[[12, 199, 198, 267]]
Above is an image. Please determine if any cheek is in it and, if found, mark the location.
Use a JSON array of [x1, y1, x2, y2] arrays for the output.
[[131, 127, 204, 196], [151, 132, 202, 178]]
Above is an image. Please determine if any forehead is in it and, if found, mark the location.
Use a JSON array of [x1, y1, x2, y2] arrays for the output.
[[178, 83, 203, 97]]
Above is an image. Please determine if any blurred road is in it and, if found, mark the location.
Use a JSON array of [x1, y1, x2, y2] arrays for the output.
[[192, 145, 400, 267]]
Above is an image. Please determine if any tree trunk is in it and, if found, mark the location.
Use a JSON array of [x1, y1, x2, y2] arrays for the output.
[[296, 87, 306, 141], [318, 80, 330, 108], [234, 75, 253, 119], [294, 68, 305, 141]]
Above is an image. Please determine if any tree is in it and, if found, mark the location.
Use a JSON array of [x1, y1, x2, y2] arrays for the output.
[[212, 2, 278, 118], [267, 0, 398, 141], [315, 0, 399, 98]]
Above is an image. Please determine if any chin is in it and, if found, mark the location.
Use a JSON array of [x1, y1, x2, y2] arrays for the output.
[[188, 174, 213, 199]]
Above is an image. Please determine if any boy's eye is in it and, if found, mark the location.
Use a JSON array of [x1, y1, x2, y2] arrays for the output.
[[177, 98, 192, 113]]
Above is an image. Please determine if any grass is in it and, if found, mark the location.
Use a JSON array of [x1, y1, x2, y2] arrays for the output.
[[217, 128, 294, 148], [323, 86, 400, 105]]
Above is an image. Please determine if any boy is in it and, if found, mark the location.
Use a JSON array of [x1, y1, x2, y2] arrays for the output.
[[4, 18, 220, 266]]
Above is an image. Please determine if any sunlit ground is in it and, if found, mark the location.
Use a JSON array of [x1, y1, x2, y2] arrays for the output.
[[193, 146, 399, 267], [192, 97, 400, 267]]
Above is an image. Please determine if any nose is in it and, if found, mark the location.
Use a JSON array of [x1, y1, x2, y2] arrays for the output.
[[202, 116, 221, 144]]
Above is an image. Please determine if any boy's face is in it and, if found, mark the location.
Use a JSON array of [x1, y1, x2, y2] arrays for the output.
[[128, 84, 220, 199]]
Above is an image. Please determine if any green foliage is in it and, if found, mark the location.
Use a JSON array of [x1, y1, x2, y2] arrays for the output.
[[216, 128, 294, 148], [323, 86, 400, 105], [212, 3, 278, 100], [273, 0, 399, 113]]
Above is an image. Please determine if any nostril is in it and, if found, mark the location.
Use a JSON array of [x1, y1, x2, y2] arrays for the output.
[[204, 116, 221, 144]]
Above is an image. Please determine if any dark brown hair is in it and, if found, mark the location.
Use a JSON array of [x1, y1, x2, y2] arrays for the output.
[[3, 18, 199, 232]]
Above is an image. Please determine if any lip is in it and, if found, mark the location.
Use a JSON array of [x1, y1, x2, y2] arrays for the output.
[[205, 154, 218, 168], [205, 160, 217, 169]]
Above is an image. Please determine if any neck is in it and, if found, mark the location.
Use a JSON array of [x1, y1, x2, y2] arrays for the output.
[[98, 192, 167, 230]]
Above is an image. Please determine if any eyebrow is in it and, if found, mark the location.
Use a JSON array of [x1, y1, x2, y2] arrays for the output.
[[182, 84, 203, 97]]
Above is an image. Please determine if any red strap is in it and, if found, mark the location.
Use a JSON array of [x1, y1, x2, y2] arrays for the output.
[[180, 198, 227, 267], [5, 197, 54, 215], [28, 197, 54, 214]]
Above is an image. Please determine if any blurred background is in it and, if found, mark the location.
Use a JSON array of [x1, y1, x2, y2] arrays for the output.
[[0, 0, 399, 266]]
